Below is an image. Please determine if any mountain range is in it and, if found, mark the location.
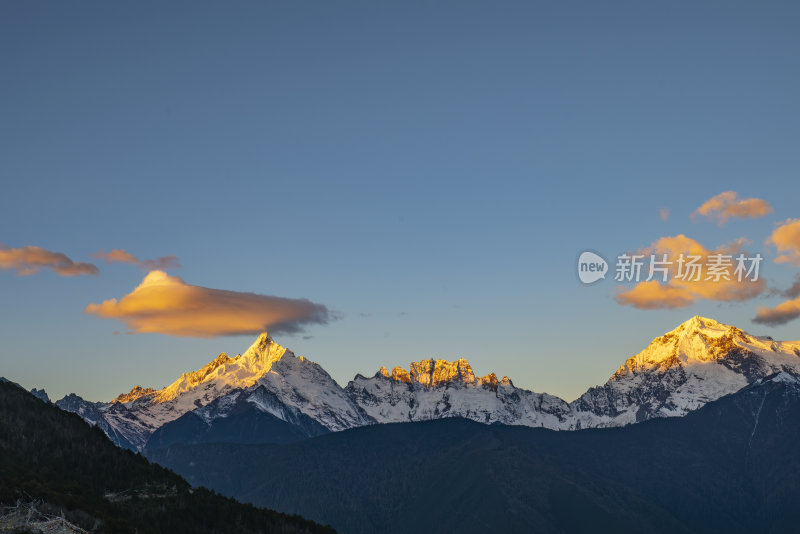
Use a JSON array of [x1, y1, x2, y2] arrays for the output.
[[10, 315, 800, 533], [52, 316, 800, 451], [148, 371, 800, 534]]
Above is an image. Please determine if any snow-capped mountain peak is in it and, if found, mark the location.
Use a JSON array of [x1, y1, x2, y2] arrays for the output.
[[241, 332, 285, 366], [57, 332, 373, 449], [611, 315, 799, 380], [55, 333, 298, 450], [155, 333, 286, 404], [573, 316, 800, 428]]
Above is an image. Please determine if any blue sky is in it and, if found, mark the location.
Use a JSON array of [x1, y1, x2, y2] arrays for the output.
[[1, 1, 799, 402]]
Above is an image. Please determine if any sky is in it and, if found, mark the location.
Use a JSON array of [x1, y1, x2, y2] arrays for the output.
[[1, 1, 799, 403]]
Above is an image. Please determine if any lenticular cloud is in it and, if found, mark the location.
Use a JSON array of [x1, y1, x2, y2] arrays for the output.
[[85, 270, 331, 337]]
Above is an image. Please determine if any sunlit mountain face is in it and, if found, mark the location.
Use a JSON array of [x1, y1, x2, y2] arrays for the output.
[[53, 316, 800, 452], [57, 332, 370, 450]]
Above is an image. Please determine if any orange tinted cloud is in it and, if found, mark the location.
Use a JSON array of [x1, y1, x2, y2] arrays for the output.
[[767, 218, 800, 266], [692, 191, 773, 225], [753, 297, 800, 326], [85, 271, 331, 337], [659, 208, 670, 222], [93, 249, 181, 271], [615, 281, 693, 309], [615, 235, 766, 309], [0, 244, 98, 276]]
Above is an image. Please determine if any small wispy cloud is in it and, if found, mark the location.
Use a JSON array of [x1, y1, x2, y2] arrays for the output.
[[0, 244, 98, 276], [781, 274, 800, 299], [93, 249, 181, 271], [753, 297, 800, 326], [691, 191, 773, 225], [755, 274, 800, 327], [659, 208, 670, 222]]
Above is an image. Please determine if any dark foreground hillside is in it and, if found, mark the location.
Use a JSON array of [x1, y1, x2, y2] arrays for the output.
[[0, 380, 334, 534], [149, 374, 800, 534]]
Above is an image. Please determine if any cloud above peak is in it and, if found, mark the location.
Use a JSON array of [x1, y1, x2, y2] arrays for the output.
[[692, 191, 773, 225], [614, 235, 766, 310], [84, 271, 332, 338], [0, 244, 98, 276], [93, 249, 181, 271], [767, 218, 800, 266]]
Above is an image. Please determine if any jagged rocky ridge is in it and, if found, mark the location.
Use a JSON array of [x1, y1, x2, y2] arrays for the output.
[[345, 360, 572, 428], [55, 316, 800, 450]]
